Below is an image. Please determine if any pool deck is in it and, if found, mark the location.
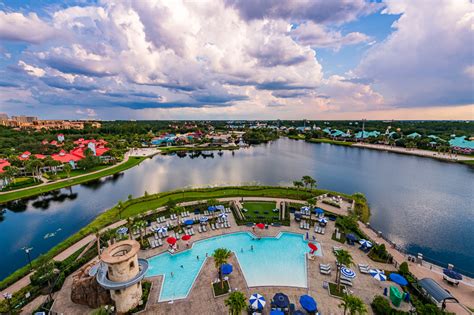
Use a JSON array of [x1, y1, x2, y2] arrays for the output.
[[49, 196, 473, 314]]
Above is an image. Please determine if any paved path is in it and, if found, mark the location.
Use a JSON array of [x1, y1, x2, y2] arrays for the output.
[[0, 152, 131, 196], [352, 143, 474, 161]]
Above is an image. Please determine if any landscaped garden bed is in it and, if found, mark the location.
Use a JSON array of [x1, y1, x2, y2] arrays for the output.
[[212, 280, 230, 297], [328, 282, 346, 299]]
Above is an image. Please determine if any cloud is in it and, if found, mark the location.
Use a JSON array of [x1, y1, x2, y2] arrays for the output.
[[75, 108, 97, 117], [0, 11, 57, 43], [18, 61, 46, 77], [224, 0, 381, 24], [291, 22, 370, 50], [355, 0, 474, 107]]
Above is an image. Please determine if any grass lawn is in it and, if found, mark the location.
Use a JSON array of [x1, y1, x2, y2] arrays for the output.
[[241, 201, 278, 221], [54, 164, 110, 179], [307, 138, 353, 146], [212, 280, 230, 297], [0, 157, 146, 204], [0, 177, 40, 192], [328, 282, 346, 298]]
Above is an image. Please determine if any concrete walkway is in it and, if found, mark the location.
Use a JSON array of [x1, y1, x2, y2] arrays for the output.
[[352, 143, 474, 162]]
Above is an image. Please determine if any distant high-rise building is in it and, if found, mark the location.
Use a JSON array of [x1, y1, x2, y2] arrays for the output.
[[11, 115, 38, 123], [0, 113, 8, 120]]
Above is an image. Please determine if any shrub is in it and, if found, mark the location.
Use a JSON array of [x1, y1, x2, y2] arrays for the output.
[[371, 296, 391, 315], [399, 262, 409, 275]]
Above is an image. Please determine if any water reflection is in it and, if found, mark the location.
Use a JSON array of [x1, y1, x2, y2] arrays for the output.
[[0, 138, 473, 280]]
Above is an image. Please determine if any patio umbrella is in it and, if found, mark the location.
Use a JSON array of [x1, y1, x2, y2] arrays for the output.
[[116, 227, 128, 235], [308, 242, 318, 254], [156, 226, 167, 233], [369, 269, 387, 281], [270, 311, 284, 315], [166, 236, 177, 245], [443, 269, 462, 280], [341, 267, 356, 279], [207, 206, 216, 212], [221, 263, 233, 275], [249, 293, 266, 310], [272, 293, 289, 308], [318, 217, 328, 224], [216, 205, 225, 211], [346, 233, 358, 241], [256, 223, 265, 229], [218, 213, 228, 219], [299, 295, 317, 312], [315, 208, 324, 215], [389, 273, 408, 286], [359, 239, 373, 248], [184, 219, 194, 226], [292, 311, 305, 315], [199, 216, 209, 223], [301, 206, 310, 211], [181, 234, 191, 241]]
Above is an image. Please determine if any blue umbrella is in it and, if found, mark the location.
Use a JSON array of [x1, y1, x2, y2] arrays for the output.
[[156, 226, 167, 233], [208, 206, 216, 212], [216, 205, 225, 211], [341, 267, 356, 278], [273, 293, 289, 308], [369, 269, 387, 281], [221, 263, 233, 275], [270, 311, 284, 315], [199, 216, 209, 223], [249, 293, 266, 310], [389, 273, 408, 286], [443, 269, 462, 280], [315, 208, 324, 215], [184, 219, 194, 226], [117, 227, 128, 235], [346, 233, 358, 241], [299, 295, 317, 312], [292, 311, 305, 315], [359, 239, 373, 248]]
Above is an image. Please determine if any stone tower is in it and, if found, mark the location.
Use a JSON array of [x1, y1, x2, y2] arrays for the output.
[[97, 240, 148, 314]]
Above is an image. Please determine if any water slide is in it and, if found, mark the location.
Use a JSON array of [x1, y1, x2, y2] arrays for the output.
[[95, 258, 149, 290]]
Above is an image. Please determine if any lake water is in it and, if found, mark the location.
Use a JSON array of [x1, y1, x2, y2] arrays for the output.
[[0, 138, 473, 280]]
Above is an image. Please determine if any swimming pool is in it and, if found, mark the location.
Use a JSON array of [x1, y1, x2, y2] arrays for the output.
[[146, 232, 322, 301]]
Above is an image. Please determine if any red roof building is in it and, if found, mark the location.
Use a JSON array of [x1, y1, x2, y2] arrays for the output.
[[51, 150, 82, 163], [0, 159, 11, 173], [19, 151, 31, 160]]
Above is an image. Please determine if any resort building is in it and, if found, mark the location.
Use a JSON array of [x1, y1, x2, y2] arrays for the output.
[[406, 132, 422, 139], [449, 136, 474, 154], [355, 130, 381, 139]]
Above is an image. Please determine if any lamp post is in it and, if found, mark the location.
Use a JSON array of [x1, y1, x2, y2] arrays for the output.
[[22, 247, 33, 270], [3, 293, 12, 313]]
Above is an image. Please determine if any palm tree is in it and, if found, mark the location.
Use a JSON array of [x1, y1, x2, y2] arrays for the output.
[[92, 227, 101, 257], [225, 291, 247, 315], [126, 217, 135, 240], [302, 175, 312, 188], [212, 248, 231, 289], [170, 205, 185, 231], [63, 163, 72, 178], [293, 180, 304, 190], [335, 249, 354, 291], [133, 220, 147, 246], [307, 198, 315, 222], [308, 177, 317, 190], [338, 294, 367, 315]]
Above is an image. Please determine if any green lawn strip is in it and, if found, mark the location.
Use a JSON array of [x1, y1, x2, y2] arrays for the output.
[[0, 157, 146, 204], [241, 201, 278, 221], [0, 186, 361, 291], [0, 177, 40, 192], [54, 165, 110, 179], [306, 138, 353, 146]]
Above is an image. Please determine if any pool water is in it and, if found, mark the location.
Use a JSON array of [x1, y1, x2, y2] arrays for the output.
[[146, 232, 321, 301]]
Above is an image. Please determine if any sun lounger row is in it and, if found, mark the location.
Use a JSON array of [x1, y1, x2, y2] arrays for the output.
[[180, 211, 191, 217], [170, 214, 178, 220], [314, 226, 325, 234], [184, 228, 195, 236], [150, 238, 163, 248], [217, 217, 228, 223], [211, 221, 231, 230], [198, 225, 208, 233], [156, 216, 167, 223], [358, 263, 371, 274], [333, 246, 343, 253], [300, 220, 310, 230], [320, 263, 332, 275]]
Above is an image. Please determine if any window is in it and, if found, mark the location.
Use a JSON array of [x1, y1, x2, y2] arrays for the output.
[[115, 289, 121, 295], [129, 261, 135, 269], [108, 267, 114, 276]]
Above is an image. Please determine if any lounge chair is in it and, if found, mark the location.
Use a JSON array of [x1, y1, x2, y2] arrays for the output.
[[158, 239, 163, 246], [198, 226, 202, 233], [340, 278, 353, 286], [203, 225, 207, 232], [320, 268, 331, 275]]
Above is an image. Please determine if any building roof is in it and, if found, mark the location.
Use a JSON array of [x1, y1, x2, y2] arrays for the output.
[[406, 132, 422, 138], [418, 278, 458, 303], [355, 130, 380, 139], [449, 136, 474, 150], [51, 150, 82, 163], [0, 159, 10, 173]]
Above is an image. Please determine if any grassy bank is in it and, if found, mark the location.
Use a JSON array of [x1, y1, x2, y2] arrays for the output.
[[0, 186, 325, 289], [0, 157, 146, 204], [306, 138, 353, 146]]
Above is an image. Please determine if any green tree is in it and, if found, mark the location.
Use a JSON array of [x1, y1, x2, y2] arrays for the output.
[[302, 175, 316, 189], [63, 163, 72, 178], [170, 205, 185, 230], [212, 248, 232, 289], [339, 294, 367, 315], [133, 220, 147, 246], [127, 217, 135, 240], [92, 227, 101, 257], [224, 291, 247, 315], [293, 180, 304, 190], [335, 249, 354, 291]]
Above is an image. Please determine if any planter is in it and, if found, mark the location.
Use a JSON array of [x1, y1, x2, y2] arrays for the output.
[[212, 280, 230, 298]]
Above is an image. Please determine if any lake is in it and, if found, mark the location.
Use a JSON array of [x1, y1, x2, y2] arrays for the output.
[[1, 138, 473, 280]]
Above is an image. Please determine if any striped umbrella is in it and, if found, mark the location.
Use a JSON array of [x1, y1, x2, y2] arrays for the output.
[[318, 217, 328, 224], [249, 293, 266, 309], [116, 227, 128, 235], [156, 226, 167, 233], [369, 269, 386, 281], [359, 239, 373, 248], [340, 267, 356, 279], [218, 213, 228, 219], [199, 216, 209, 223]]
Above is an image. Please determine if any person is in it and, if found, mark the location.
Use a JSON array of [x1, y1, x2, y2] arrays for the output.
[[180, 265, 184, 268], [205, 252, 208, 257], [171, 272, 174, 278], [197, 255, 199, 260], [251, 245, 254, 251], [241, 248, 243, 253]]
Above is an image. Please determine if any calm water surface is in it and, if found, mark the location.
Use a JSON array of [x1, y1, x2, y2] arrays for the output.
[[1, 138, 473, 279]]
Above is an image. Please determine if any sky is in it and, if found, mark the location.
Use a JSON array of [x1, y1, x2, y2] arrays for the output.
[[0, 0, 473, 120]]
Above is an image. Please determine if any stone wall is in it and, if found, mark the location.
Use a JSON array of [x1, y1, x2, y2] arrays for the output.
[[70, 264, 112, 309]]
